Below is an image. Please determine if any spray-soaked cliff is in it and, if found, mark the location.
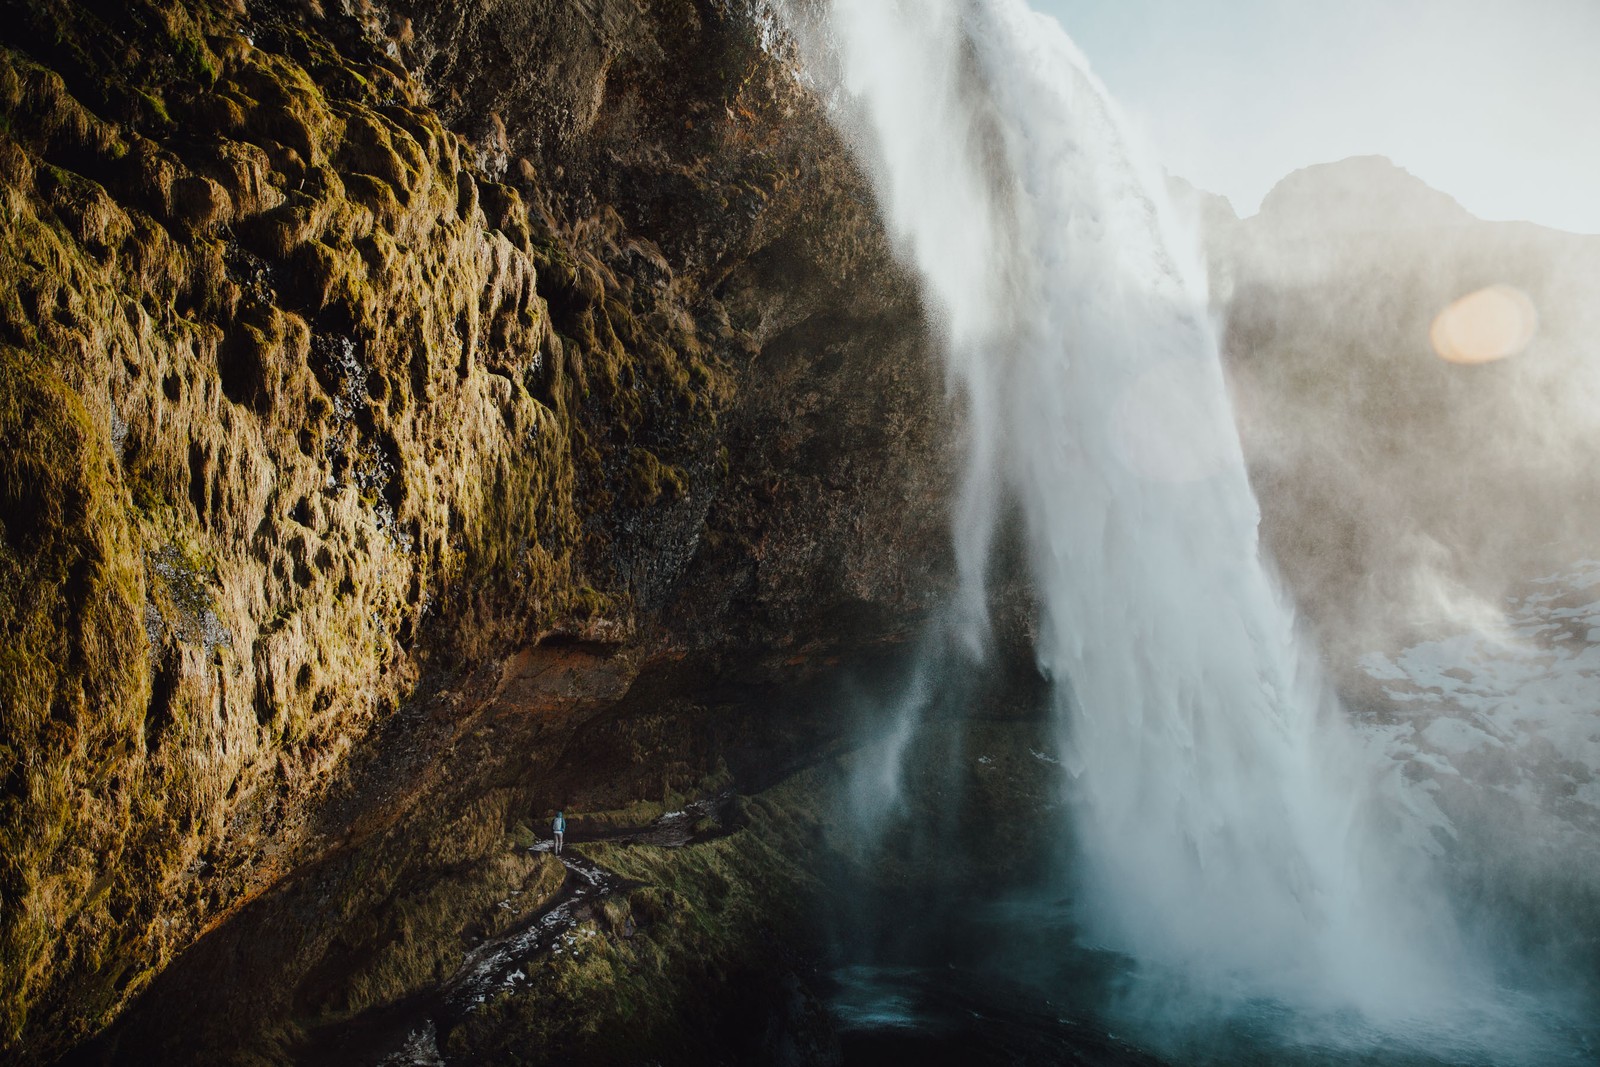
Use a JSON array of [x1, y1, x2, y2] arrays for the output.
[[0, 0, 955, 1060]]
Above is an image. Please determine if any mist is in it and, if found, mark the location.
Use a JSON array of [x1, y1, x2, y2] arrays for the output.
[[1187, 155, 1600, 1022]]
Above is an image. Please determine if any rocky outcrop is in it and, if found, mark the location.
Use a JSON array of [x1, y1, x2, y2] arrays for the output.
[[0, 0, 951, 1060]]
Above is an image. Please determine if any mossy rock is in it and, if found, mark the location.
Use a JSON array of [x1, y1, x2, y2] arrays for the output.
[[0, 344, 149, 1047], [622, 448, 687, 509]]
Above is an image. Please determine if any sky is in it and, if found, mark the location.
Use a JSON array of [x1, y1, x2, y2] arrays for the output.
[[1030, 0, 1600, 234]]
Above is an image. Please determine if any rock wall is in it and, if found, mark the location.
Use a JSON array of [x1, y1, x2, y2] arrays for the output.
[[0, 0, 951, 1059]]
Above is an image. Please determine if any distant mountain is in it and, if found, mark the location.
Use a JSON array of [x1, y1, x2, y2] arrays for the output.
[[1253, 155, 1475, 234], [1185, 156, 1600, 666]]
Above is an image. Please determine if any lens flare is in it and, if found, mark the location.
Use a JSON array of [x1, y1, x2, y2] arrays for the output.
[[1429, 284, 1538, 364]]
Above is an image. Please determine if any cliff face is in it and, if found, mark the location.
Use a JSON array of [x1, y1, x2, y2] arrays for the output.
[[0, 0, 950, 1059]]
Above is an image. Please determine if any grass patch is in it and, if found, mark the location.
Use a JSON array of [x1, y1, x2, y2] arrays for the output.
[[444, 773, 830, 1064]]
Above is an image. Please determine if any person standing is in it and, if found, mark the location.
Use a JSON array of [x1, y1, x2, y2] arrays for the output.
[[552, 810, 566, 855]]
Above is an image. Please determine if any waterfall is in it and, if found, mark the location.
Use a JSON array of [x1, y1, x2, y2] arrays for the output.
[[786, 0, 1519, 1043]]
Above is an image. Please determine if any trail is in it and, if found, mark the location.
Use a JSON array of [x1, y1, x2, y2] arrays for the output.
[[444, 792, 743, 1017], [300, 794, 740, 1067]]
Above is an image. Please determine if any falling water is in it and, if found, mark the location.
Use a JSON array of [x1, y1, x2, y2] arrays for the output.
[[777, 0, 1590, 1056]]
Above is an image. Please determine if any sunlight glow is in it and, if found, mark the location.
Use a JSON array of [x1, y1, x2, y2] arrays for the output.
[[1429, 284, 1538, 364]]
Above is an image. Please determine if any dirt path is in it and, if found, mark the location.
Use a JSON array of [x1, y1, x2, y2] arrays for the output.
[[441, 847, 633, 1017], [301, 794, 740, 1066]]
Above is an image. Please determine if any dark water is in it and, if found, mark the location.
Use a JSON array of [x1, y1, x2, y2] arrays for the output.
[[829, 963, 1165, 1067], [821, 890, 1600, 1067], [824, 962, 1594, 1067], [817, 654, 1600, 1067]]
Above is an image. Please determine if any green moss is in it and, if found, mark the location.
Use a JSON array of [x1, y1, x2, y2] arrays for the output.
[[622, 448, 687, 509], [340, 171, 402, 229], [576, 797, 672, 831], [0, 344, 149, 1046]]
